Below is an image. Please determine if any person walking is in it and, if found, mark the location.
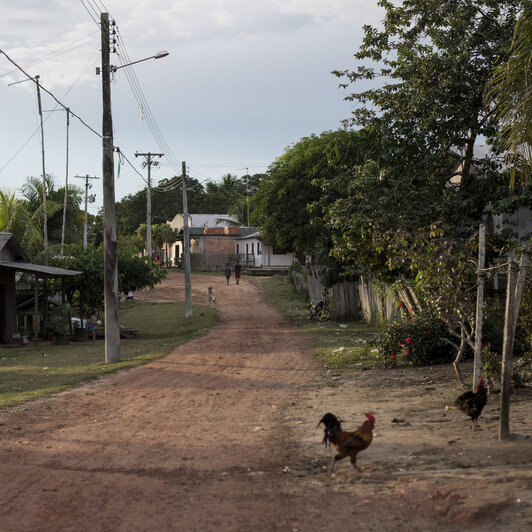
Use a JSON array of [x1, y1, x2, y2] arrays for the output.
[[234, 260, 242, 285], [88, 309, 99, 344], [225, 262, 231, 285]]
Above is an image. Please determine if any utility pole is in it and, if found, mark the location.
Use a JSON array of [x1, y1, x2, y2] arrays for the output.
[[135, 151, 163, 258], [35, 75, 48, 250], [75, 174, 99, 248], [246, 167, 250, 227], [182, 161, 193, 319], [61, 108, 70, 255], [101, 12, 120, 364], [473, 223, 485, 388]]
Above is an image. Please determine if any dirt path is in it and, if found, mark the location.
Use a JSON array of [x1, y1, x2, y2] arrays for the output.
[[1, 272, 531, 531]]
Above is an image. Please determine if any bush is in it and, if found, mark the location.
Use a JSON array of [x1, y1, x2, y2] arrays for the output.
[[373, 308, 454, 367]]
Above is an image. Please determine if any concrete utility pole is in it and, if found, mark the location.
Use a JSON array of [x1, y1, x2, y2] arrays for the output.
[[75, 174, 99, 248], [135, 151, 163, 258], [182, 161, 193, 319], [101, 12, 120, 364], [35, 75, 48, 250]]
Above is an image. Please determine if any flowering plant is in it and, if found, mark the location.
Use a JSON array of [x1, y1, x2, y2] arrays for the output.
[[372, 308, 453, 367]]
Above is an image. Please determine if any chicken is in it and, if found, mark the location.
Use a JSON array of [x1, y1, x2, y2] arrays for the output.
[[454, 376, 487, 430], [317, 412, 375, 475]]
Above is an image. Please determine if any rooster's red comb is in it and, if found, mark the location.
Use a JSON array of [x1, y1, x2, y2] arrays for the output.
[[365, 413, 375, 423]]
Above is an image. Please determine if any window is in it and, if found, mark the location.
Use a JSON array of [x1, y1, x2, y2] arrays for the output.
[[251, 243, 255, 256]]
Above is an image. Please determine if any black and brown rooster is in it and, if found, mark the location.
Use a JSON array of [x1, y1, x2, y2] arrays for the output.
[[317, 412, 375, 475], [454, 376, 487, 430]]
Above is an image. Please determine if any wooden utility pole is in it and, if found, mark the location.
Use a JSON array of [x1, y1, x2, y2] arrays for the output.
[[101, 12, 120, 363], [61, 108, 70, 255], [35, 75, 48, 250], [182, 161, 193, 319], [135, 151, 164, 258], [473, 223, 485, 387], [499, 260, 518, 439], [499, 250, 530, 439], [75, 174, 99, 248]]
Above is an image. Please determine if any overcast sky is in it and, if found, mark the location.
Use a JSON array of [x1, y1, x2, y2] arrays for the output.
[[0, 0, 385, 215]]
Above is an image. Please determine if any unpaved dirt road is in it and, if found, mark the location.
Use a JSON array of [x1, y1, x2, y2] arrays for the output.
[[1, 272, 531, 531]]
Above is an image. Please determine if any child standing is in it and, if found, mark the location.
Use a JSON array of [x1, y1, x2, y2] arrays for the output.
[[225, 262, 231, 285], [88, 310, 98, 344]]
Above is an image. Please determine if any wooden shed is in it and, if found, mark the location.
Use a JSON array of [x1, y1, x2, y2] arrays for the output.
[[0, 233, 82, 345]]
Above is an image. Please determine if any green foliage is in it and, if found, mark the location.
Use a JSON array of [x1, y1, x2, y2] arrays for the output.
[[253, 130, 362, 256], [373, 308, 453, 368], [487, 4, 532, 187], [51, 245, 167, 318], [334, 0, 521, 182]]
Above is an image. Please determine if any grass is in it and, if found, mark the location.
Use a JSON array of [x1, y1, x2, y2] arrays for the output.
[[260, 274, 380, 370], [0, 301, 216, 407]]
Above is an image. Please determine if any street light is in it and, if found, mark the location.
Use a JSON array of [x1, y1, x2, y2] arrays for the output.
[[100, 12, 168, 364], [112, 51, 169, 72], [97, 51, 170, 75]]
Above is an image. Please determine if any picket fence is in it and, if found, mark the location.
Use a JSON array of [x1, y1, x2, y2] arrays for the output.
[[291, 269, 415, 323]]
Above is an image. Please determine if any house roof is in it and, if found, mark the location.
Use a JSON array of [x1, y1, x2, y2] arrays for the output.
[[0, 261, 82, 278], [190, 214, 237, 227], [0, 232, 27, 261], [236, 230, 262, 240]]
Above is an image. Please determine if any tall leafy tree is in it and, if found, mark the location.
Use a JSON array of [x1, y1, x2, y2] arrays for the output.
[[334, 0, 522, 188], [253, 130, 362, 256]]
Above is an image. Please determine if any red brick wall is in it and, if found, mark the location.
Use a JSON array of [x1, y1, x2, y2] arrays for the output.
[[203, 237, 236, 254]]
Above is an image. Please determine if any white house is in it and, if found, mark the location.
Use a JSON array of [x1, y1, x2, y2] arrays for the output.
[[235, 230, 296, 269]]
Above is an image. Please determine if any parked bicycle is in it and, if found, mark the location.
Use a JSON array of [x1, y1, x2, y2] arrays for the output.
[[308, 291, 330, 321]]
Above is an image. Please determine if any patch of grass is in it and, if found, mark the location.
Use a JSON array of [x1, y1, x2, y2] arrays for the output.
[[260, 274, 379, 370], [0, 301, 216, 407]]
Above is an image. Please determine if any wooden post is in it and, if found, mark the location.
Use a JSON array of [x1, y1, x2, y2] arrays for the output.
[[473, 223, 485, 387], [499, 260, 518, 439], [33, 275, 39, 345]]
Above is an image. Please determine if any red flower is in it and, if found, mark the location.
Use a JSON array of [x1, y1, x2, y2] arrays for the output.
[[398, 341, 402, 347], [404, 348, 409, 355], [405, 337, 412, 344], [399, 302, 404, 308], [426, 330, 431, 335], [391, 353, 396, 359], [408, 308, 413, 313], [492, 246, 498, 252]]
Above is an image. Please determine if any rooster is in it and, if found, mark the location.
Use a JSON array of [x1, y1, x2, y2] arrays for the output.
[[317, 412, 375, 475], [454, 376, 487, 430]]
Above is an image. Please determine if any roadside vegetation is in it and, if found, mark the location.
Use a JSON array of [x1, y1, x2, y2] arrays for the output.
[[0, 301, 216, 407], [261, 274, 379, 370]]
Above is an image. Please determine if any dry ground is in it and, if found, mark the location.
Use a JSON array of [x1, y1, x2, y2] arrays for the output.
[[0, 271, 531, 531]]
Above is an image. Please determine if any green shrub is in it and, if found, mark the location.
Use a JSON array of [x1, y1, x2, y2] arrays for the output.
[[373, 308, 454, 367]]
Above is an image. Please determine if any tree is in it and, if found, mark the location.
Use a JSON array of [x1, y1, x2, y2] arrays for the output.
[[253, 130, 362, 257], [487, 4, 532, 186], [52, 245, 167, 320], [334, 0, 522, 189]]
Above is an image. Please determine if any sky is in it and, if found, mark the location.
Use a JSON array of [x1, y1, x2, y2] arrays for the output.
[[0, 0, 385, 216]]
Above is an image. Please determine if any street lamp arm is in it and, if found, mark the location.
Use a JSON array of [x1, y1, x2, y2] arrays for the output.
[[112, 50, 169, 72]]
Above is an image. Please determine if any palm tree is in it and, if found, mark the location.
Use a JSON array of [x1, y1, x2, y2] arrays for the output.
[[488, 6, 532, 187], [0, 190, 30, 243]]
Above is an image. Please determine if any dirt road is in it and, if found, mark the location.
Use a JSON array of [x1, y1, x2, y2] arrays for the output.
[[1, 272, 531, 531]]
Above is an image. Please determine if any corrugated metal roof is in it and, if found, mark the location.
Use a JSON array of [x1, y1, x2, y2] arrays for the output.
[[0, 261, 82, 278], [0, 233, 12, 249]]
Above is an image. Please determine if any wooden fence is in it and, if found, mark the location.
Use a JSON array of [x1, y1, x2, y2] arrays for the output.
[[189, 253, 255, 271]]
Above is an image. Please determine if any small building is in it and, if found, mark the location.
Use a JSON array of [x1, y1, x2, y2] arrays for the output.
[[164, 213, 238, 266], [235, 231, 296, 269], [0, 233, 82, 344]]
